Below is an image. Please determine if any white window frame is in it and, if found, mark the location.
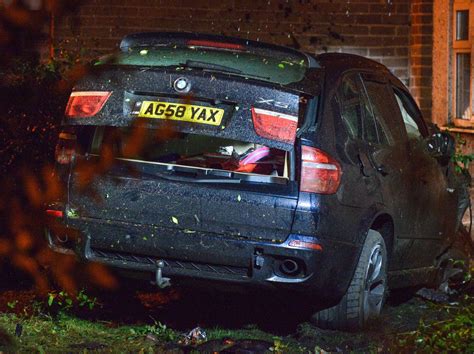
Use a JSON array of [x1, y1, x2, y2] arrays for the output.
[[452, 0, 474, 127]]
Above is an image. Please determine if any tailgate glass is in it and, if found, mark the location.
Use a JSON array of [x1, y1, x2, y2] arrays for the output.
[[95, 47, 308, 85]]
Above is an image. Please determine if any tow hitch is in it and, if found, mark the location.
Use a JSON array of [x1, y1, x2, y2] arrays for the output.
[[155, 260, 171, 289]]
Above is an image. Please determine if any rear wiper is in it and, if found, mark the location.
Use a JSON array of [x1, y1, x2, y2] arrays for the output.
[[180, 60, 242, 74], [179, 60, 270, 80]]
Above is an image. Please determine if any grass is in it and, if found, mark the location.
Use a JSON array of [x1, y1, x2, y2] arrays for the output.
[[0, 287, 472, 353], [393, 294, 474, 352], [0, 312, 305, 353], [0, 313, 157, 352]]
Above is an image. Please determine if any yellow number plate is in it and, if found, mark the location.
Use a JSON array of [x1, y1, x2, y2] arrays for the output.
[[138, 101, 224, 126]]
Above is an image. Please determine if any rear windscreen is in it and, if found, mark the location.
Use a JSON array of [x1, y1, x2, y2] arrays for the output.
[[94, 46, 308, 85], [79, 127, 289, 178]]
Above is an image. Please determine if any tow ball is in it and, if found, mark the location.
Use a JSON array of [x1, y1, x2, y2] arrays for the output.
[[155, 260, 171, 289]]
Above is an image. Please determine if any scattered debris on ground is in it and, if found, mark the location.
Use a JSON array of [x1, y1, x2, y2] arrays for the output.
[[0, 279, 472, 352]]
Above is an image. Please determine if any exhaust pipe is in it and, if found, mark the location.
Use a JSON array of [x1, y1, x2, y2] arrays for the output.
[[280, 259, 300, 276]]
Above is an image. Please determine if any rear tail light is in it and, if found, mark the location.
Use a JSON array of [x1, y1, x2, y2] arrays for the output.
[[46, 209, 63, 218], [300, 146, 341, 194], [251, 107, 298, 144], [65, 91, 111, 118], [55, 132, 76, 164], [187, 40, 244, 51]]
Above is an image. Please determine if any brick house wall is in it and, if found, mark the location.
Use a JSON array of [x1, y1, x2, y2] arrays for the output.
[[410, 0, 434, 121], [57, 1, 464, 146], [56, 0, 412, 84]]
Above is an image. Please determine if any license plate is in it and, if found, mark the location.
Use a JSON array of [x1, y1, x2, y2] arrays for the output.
[[138, 101, 224, 126]]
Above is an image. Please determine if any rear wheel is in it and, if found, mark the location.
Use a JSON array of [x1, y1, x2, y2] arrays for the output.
[[312, 230, 388, 330]]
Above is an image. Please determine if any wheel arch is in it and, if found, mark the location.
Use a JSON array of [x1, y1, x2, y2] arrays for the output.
[[370, 213, 395, 260], [356, 207, 395, 251], [356, 209, 395, 271]]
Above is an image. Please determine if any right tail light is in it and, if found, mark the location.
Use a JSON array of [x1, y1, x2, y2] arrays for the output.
[[300, 146, 341, 194]]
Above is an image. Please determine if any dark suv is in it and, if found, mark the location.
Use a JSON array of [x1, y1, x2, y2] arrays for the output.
[[47, 32, 467, 330]]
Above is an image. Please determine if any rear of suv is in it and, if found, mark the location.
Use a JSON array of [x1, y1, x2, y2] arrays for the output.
[[47, 32, 464, 330]]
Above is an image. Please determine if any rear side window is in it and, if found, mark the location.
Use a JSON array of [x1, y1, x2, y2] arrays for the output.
[[359, 83, 386, 144], [392, 88, 425, 140], [364, 79, 393, 145], [337, 74, 363, 138], [336, 73, 385, 145]]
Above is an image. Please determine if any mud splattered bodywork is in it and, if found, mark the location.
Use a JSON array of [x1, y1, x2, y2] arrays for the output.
[[48, 33, 461, 314]]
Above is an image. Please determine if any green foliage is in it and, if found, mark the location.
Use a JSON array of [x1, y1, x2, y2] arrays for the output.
[[395, 295, 474, 352], [129, 320, 177, 342], [6, 300, 17, 309], [4, 49, 86, 84], [0, 313, 157, 353], [452, 133, 474, 174], [270, 337, 290, 353], [46, 289, 98, 313]]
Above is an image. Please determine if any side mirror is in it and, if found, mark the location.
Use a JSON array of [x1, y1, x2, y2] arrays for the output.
[[426, 131, 455, 161]]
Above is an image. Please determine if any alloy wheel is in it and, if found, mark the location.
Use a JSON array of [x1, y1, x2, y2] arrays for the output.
[[363, 243, 385, 320]]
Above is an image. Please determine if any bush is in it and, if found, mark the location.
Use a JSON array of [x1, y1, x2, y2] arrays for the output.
[[394, 294, 474, 352]]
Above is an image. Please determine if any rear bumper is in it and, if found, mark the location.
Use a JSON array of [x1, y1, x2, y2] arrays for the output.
[[47, 217, 359, 306]]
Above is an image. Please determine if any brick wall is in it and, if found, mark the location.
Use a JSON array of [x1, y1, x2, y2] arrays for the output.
[[409, 0, 434, 120], [56, 0, 411, 84]]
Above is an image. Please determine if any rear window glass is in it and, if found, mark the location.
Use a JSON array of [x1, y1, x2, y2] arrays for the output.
[[95, 46, 308, 85], [88, 127, 289, 178]]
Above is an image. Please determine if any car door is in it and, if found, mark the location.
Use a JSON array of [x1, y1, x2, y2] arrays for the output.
[[333, 71, 421, 271], [332, 71, 384, 210], [357, 72, 419, 270], [388, 85, 458, 267]]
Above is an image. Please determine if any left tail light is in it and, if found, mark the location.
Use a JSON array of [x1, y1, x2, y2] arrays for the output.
[[65, 91, 111, 118], [300, 146, 342, 194], [55, 132, 76, 164]]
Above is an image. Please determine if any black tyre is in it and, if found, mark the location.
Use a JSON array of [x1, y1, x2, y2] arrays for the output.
[[312, 230, 388, 330]]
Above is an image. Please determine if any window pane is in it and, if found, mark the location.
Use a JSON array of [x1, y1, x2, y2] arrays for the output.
[[394, 94, 422, 140], [456, 53, 471, 119], [96, 46, 308, 86], [338, 75, 363, 139], [456, 10, 469, 40], [362, 80, 394, 145], [358, 82, 389, 145]]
